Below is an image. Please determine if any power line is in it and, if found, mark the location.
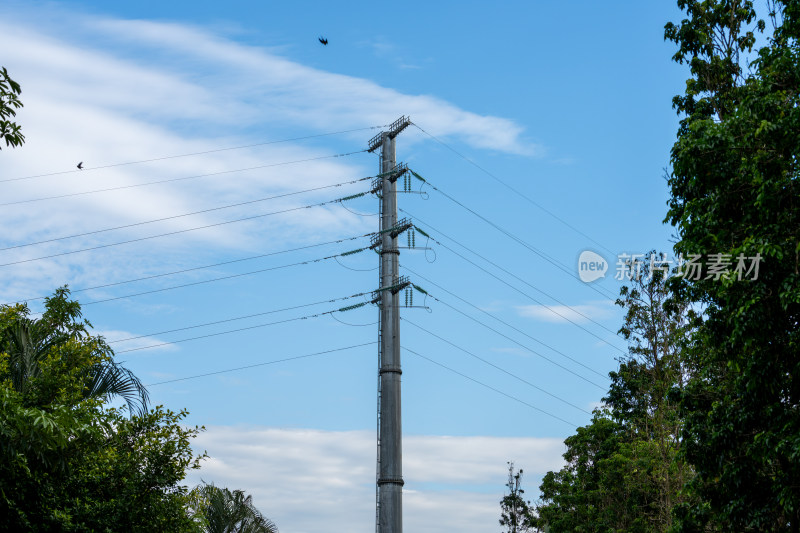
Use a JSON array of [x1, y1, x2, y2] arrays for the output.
[[1, 177, 372, 251], [403, 318, 590, 414], [339, 202, 379, 217], [3, 233, 371, 307], [404, 265, 608, 388], [146, 342, 377, 386], [402, 209, 626, 354], [117, 315, 305, 353], [334, 254, 378, 272], [0, 192, 368, 268], [411, 121, 615, 256], [329, 313, 378, 327], [115, 300, 376, 354], [404, 346, 578, 427], [404, 209, 617, 333], [1, 125, 386, 185], [0, 150, 368, 207], [109, 291, 374, 344], [80, 244, 374, 305], [406, 168, 618, 301]]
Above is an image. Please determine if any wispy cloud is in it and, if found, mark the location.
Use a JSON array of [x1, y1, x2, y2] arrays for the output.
[[97, 329, 178, 355], [517, 300, 616, 324], [186, 426, 565, 533], [0, 8, 538, 304], [363, 37, 426, 70], [490, 346, 529, 357], [90, 17, 540, 155]]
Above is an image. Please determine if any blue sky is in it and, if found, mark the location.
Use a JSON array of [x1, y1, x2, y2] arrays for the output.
[[1, 1, 688, 531]]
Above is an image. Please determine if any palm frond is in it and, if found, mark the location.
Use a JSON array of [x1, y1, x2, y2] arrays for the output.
[[86, 360, 150, 417], [5, 318, 65, 394], [193, 483, 278, 533]]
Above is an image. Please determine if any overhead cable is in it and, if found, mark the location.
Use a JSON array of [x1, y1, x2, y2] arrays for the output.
[[1, 177, 372, 251], [2, 124, 386, 185], [0, 192, 369, 267], [403, 265, 608, 388], [109, 291, 374, 344], [405, 168, 617, 301], [404, 317, 591, 414], [411, 121, 614, 255], [402, 210, 626, 353], [404, 346, 578, 427], [147, 342, 377, 386], [81, 244, 373, 305], [3, 233, 371, 307], [115, 299, 376, 354], [0, 150, 368, 206]]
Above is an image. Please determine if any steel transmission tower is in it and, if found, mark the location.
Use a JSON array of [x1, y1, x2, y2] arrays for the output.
[[369, 116, 410, 533]]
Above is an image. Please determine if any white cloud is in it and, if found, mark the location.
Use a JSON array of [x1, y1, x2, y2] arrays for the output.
[[490, 346, 529, 357], [517, 300, 616, 324], [186, 426, 565, 533], [96, 329, 178, 355], [88, 17, 540, 156], [0, 8, 538, 304]]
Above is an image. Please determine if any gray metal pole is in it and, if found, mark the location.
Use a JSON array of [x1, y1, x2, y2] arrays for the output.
[[368, 116, 409, 533], [378, 131, 403, 533]]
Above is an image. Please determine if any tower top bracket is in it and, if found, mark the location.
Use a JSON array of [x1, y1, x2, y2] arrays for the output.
[[367, 116, 411, 153]]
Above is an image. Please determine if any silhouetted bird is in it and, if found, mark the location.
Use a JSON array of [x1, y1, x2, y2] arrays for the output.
[[319, 36, 328, 45], [77, 162, 83, 170]]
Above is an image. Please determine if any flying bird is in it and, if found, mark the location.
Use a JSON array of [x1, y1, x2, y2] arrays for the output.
[[318, 36, 328, 45], [77, 162, 83, 170]]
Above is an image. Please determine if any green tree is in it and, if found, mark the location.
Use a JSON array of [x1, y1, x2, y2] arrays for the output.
[[500, 462, 534, 533], [0, 289, 205, 531], [533, 261, 694, 532], [1, 286, 149, 415], [611, 257, 697, 530], [536, 412, 649, 533], [189, 482, 279, 533], [0, 66, 25, 149], [665, 1, 800, 530]]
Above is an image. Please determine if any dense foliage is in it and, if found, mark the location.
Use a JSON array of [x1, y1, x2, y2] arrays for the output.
[[0, 289, 205, 531], [532, 265, 695, 533], [664, 0, 800, 530], [525, 2, 800, 531]]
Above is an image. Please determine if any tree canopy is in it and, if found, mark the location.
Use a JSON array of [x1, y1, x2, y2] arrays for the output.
[[664, 0, 800, 530], [0, 289, 205, 531], [532, 263, 695, 533]]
